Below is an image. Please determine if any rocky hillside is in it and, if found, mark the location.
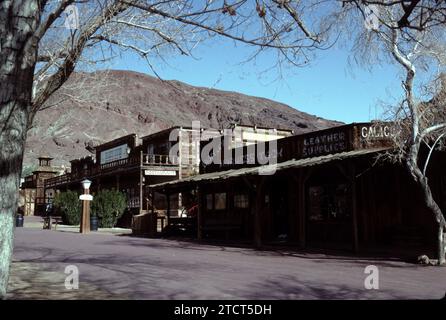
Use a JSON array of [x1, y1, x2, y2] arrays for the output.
[[24, 70, 342, 170]]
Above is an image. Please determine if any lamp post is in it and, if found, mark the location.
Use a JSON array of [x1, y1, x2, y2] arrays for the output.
[[80, 179, 93, 234]]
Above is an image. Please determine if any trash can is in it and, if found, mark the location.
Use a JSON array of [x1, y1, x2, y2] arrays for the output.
[[90, 215, 98, 231], [16, 214, 24, 227]]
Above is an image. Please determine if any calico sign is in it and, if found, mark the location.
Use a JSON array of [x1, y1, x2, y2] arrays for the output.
[[361, 125, 392, 139]]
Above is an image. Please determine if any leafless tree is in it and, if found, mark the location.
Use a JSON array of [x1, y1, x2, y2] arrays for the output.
[[0, 0, 339, 298], [340, 0, 446, 264]]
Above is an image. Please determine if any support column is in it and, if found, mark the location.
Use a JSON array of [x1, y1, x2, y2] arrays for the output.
[[116, 174, 120, 191], [80, 188, 91, 234], [151, 189, 157, 233], [166, 193, 171, 226], [298, 170, 306, 249], [178, 128, 183, 179], [253, 177, 266, 248], [196, 186, 202, 240], [350, 162, 359, 253], [139, 150, 143, 214]]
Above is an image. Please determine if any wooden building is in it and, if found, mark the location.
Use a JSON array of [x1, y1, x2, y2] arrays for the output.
[[21, 156, 62, 216], [151, 122, 446, 258], [44, 129, 191, 226], [42, 124, 293, 228]]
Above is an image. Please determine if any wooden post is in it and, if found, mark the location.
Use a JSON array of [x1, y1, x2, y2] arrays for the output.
[[151, 189, 155, 216], [360, 177, 369, 242], [298, 170, 306, 249], [178, 128, 183, 179], [394, 168, 403, 225], [287, 177, 297, 242], [253, 177, 265, 248], [350, 162, 359, 253], [197, 186, 202, 240], [80, 188, 90, 234], [139, 150, 143, 214], [166, 192, 171, 226], [151, 189, 156, 233]]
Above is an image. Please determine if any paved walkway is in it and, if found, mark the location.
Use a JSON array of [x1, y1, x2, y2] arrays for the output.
[[7, 221, 446, 299]]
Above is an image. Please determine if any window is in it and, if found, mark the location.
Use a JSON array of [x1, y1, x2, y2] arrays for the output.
[[234, 194, 249, 208], [308, 184, 350, 222], [147, 144, 154, 155], [206, 194, 213, 210], [214, 193, 226, 210], [100, 144, 128, 164]]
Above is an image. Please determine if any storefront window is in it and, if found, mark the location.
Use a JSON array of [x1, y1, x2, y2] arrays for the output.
[[215, 193, 227, 210], [308, 184, 350, 222], [234, 194, 249, 208]]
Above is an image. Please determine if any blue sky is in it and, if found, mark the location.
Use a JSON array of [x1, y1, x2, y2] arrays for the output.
[[111, 37, 403, 124]]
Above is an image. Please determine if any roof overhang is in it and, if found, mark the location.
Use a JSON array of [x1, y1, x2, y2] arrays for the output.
[[150, 147, 391, 192]]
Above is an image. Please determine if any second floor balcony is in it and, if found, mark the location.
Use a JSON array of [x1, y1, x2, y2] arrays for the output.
[[45, 153, 178, 189]]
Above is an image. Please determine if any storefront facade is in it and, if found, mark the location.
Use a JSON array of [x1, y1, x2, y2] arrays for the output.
[[151, 123, 446, 258]]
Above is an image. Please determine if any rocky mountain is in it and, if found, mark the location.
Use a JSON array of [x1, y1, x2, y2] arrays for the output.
[[24, 70, 342, 170]]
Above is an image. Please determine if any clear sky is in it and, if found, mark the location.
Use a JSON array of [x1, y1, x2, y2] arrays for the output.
[[110, 36, 404, 124]]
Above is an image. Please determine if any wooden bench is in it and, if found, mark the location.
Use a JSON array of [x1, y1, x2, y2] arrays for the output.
[[42, 216, 63, 230]]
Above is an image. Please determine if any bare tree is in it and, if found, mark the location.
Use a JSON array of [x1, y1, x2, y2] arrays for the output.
[[0, 0, 338, 298], [339, 0, 446, 264]]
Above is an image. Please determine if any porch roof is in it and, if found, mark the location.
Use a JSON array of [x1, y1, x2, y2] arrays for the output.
[[150, 147, 390, 191]]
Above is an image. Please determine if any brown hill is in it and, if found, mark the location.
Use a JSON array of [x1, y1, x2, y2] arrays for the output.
[[24, 70, 342, 171]]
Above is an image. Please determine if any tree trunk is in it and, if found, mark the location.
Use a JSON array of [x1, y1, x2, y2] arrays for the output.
[[0, 1, 40, 298], [407, 160, 446, 265]]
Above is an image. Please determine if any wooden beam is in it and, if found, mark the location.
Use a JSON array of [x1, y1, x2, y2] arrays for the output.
[[178, 128, 183, 179], [350, 162, 359, 253], [298, 169, 306, 248], [253, 176, 266, 248], [166, 192, 171, 226], [196, 186, 202, 240], [139, 150, 144, 214], [151, 189, 155, 216]]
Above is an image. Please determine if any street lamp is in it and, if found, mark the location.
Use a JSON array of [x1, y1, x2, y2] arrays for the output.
[[79, 179, 93, 234], [81, 179, 92, 190]]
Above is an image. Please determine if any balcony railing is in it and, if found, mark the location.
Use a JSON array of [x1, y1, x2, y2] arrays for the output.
[[143, 154, 177, 166], [44, 153, 178, 189], [45, 173, 73, 188]]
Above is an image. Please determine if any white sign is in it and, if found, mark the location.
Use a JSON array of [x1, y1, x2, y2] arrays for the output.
[[79, 194, 93, 201], [145, 170, 176, 176]]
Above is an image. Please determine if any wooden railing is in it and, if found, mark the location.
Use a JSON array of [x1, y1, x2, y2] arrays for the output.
[[99, 155, 140, 172], [143, 154, 177, 166], [45, 173, 74, 188], [44, 153, 178, 188]]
